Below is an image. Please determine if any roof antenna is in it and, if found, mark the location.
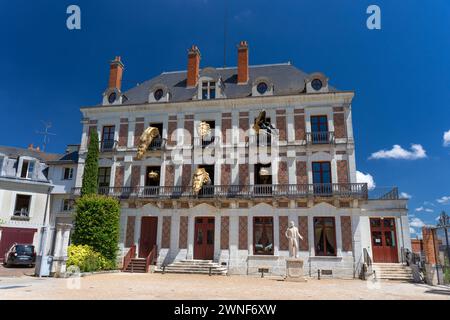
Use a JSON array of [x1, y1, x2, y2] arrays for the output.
[[223, 0, 228, 67], [36, 120, 56, 152]]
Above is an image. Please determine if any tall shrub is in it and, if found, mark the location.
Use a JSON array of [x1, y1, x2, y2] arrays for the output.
[[72, 195, 120, 262], [81, 129, 99, 196]]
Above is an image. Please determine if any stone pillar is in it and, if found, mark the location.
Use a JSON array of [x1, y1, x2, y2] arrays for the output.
[[51, 223, 73, 277]]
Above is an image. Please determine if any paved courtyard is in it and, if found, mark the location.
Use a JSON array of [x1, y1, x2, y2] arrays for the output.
[[0, 271, 449, 300]]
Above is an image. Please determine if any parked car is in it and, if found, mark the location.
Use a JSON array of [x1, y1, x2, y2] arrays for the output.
[[3, 244, 36, 267]]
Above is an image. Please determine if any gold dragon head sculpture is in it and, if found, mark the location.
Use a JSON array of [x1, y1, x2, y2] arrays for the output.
[[253, 110, 267, 134], [192, 168, 211, 195], [136, 126, 160, 160], [198, 121, 211, 138]]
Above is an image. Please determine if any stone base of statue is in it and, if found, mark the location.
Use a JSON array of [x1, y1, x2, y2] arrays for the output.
[[285, 258, 307, 282]]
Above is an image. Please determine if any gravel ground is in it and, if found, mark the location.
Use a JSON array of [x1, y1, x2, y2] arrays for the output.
[[0, 272, 449, 300]]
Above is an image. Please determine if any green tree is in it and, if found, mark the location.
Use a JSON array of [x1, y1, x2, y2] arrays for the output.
[[81, 129, 99, 196], [72, 195, 120, 263]]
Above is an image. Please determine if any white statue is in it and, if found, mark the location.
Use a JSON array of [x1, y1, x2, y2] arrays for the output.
[[285, 221, 304, 258]]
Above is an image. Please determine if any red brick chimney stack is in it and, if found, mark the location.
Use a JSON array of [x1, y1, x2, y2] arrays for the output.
[[108, 56, 124, 91], [237, 41, 249, 84], [187, 45, 201, 87]]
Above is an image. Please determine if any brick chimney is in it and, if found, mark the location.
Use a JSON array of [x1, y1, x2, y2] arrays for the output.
[[187, 45, 201, 87], [237, 41, 249, 84], [108, 56, 124, 91]]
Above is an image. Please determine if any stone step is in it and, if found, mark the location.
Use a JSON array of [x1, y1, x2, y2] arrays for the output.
[[155, 268, 227, 275], [156, 259, 228, 275]]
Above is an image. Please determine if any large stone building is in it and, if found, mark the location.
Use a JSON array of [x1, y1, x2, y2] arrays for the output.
[[74, 42, 411, 277]]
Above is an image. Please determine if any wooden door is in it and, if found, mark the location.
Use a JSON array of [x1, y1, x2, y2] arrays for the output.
[[370, 218, 399, 263], [194, 217, 215, 260], [139, 217, 157, 258]]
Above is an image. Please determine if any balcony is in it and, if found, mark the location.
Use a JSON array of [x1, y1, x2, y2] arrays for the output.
[[306, 131, 335, 145], [72, 183, 368, 201], [100, 140, 117, 152], [148, 137, 166, 151]]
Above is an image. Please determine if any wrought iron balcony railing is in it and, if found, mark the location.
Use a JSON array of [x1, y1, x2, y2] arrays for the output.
[[306, 131, 335, 145], [100, 139, 117, 152], [72, 183, 369, 200], [148, 137, 166, 151]]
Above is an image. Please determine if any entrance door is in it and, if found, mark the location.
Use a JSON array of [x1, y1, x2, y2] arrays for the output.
[[194, 217, 215, 260], [370, 218, 399, 263], [139, 217, 158, 258], [0, 227, 37, 262]]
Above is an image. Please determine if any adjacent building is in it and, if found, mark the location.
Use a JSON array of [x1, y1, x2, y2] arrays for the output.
[[70, 42, 411, 277], [0, 144, 78, 262]]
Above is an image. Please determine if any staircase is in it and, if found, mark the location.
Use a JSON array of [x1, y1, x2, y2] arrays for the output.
[[123, 258, 147, 273], [371, 263, 413, 281], [155, 260, 228, 275]]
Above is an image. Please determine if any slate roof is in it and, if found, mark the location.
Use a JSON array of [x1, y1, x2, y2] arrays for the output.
[[109, 63, 337, 106], [0, 146, 61, 162], [0, 146, 79, 164]]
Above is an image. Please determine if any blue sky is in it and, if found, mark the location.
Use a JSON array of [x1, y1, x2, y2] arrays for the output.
[[1, 0, 449, 234]]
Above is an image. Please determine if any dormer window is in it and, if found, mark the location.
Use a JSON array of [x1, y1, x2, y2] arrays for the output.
[[20, 160, 34, 179], [311, 79, 323, 91], [257, 82, 268, 94], [108, 92, 117, 104], [201, 81, 216, 100], [154, 89, 164, 101]]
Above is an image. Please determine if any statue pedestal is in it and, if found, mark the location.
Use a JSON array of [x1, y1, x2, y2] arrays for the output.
[[285, 258, 307, 282]]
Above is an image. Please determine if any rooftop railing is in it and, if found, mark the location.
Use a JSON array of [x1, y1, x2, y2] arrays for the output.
[[72, 183, 369, 200]]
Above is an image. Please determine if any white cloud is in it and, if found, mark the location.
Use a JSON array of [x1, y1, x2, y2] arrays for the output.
[[415, 206, 434, 213], [409, 227, 416, 234], [443, 130, 450, 147], [356, 171, 376, 190], [400, 192, 412, 199], [423, 201, 436, 207], [369, 144, 427, 160], [437, 196, 450, 204], [410, 217, 425, 228]]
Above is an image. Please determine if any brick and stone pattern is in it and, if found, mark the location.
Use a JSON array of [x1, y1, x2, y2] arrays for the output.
[[298, 216, 309, 251], [221, 216, 230, 250], [168, 116, 177, 146], [161, 216, 171, 249], [164, 165, 175, 186], [340, 216, 352, 252], [118, 119, 128, 147], [184, 118, 193, 145], [179, 216, 188, 249], [125, 216, 135, 247], [422, 227, 439, 264], [130, 166, 140, 190], [337, 160, 349, 183], [238, 216, 248, 250], [181, 164, 191, 190], [279, 216, 289, 250], [134, 121, 144, 147], [222, 113, 232, 143], [333, 112, 346, 139], [296, 161, 308, 185], [294, 111, 305, 140], [221, 164, 231, 186], [114, 166, 124, 188], [276, 110, 286, 141], [238, 164, 249, 185], [278, 161, 288, 185]]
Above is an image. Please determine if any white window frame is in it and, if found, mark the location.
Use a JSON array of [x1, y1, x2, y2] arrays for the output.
[[200, 80, 217, 100], [13, 193, 32, 217], [61, 198, 75, 212], [17, 156, 36, 180], [62, 167, 74, 180]]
